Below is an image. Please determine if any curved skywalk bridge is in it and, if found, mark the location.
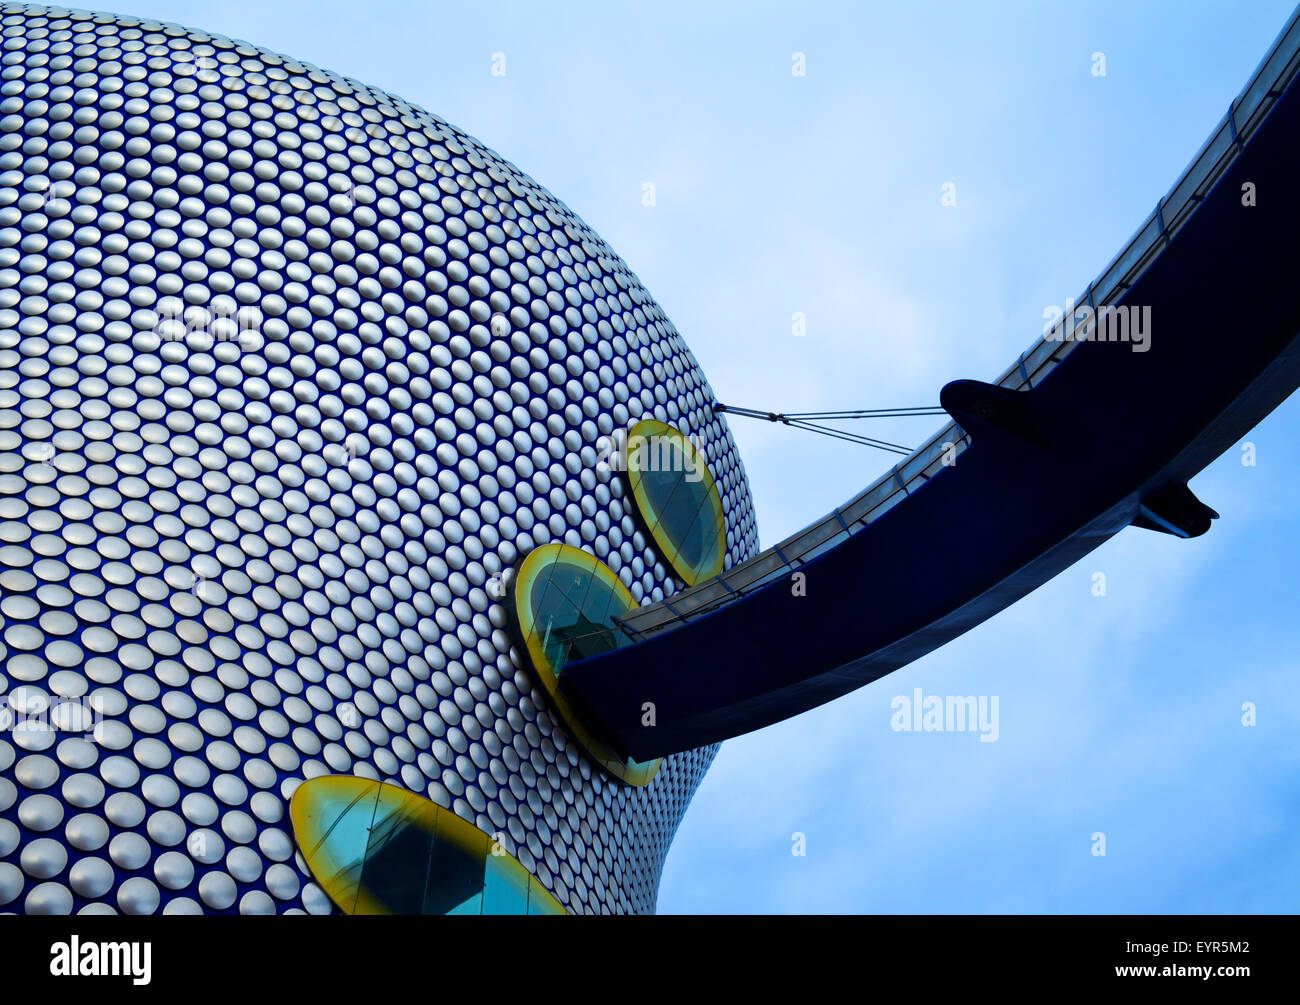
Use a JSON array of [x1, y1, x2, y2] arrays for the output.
[[559, 6, 1300, 762]]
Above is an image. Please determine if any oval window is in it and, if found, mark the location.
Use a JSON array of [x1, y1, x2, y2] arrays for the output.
[[622, 418, 726, 586], [509, 542, 661, 786], [290, 775, 566, 915]]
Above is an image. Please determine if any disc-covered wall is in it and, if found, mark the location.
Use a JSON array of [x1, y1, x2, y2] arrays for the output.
[[0, 2, 758, 915]]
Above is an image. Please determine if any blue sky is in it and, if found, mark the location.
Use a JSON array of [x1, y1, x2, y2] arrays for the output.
[[126, 0, 1300, 911]]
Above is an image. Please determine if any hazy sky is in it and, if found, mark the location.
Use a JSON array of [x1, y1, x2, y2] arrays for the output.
[[110, 0, 1300, 912]]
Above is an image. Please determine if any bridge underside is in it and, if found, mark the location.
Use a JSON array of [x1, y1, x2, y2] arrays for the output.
[[561, 44, 1300, 762]]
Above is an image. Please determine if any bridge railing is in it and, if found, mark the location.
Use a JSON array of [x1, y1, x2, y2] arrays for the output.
[[570, 5, 1300, 655]]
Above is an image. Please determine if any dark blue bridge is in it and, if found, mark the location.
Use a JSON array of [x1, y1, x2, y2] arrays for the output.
[[561, 7, 1300, 762]]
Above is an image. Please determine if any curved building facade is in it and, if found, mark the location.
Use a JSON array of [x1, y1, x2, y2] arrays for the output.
[[0, 2, 759, 914]]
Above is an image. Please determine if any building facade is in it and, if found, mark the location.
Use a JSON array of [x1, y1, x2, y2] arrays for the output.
[[0, 2, 758, 914]]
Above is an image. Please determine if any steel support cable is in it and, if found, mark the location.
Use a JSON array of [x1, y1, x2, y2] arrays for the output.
[[717, 403, 944, 420], [713, 402, 938, 455]]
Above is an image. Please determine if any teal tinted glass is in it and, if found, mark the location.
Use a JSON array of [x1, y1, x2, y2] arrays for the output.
[[309, 783, 382, 914], [292, 777, 568, 913], [361, 797, 438, 915], [641, 462, 718, 571], [527, 879, 553, 915], [508, 545, 662, 787], [624, 420, 726, 586], [482, 855, 531, 914], [421, 828, 486, 915], [527, 558, 633, 672]]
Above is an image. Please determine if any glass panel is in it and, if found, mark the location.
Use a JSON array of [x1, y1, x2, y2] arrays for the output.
[[723, 564, 790, 595], [864, 486, 906, 523], [1121, 214, 1166, 286], [1092, 209, 1158, 299], [361, 789, 439, 915], [616, 603, 676, 635], [901, 432, 953, 484], [720, 548, 788, 593], [290, 776, 568, 916], [423, 814, 487, 916], [994, 358, 1025, 389], [1164, 129, 1215, 223], [667, 578, 731, 615], [1191, 121, 1236, 199], [527, 876, 566, 915], [288, 776, 382, 915], [796, 527, 850, 564], [482, 854, 531, 915], [1238, 19, 1300, 135], [1159, 197, 1196, 242], [523, 546, 633, 673], [777, 516, 846, 564], [509, 543, 662, 786], [623, 419, 727, 585], [840, 479, 897, 527], [1024, 337, 1059, 381]]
